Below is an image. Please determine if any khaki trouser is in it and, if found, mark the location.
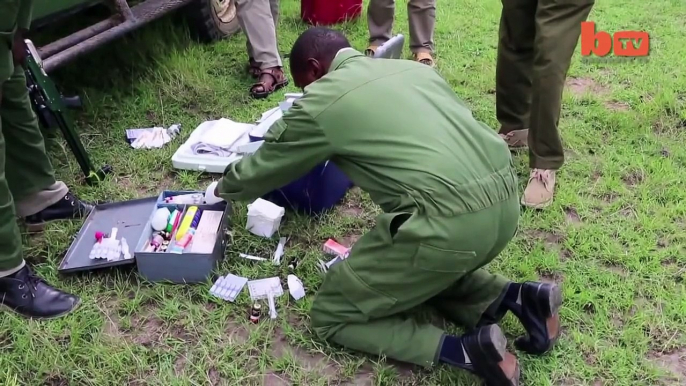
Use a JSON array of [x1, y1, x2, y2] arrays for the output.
[[496, 0, 595, 170], [236, 0, 282, 69], [367, 0, 436, 54]]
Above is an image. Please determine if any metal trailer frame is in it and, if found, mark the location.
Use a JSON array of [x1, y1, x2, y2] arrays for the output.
[[38, 0, 197, 73]]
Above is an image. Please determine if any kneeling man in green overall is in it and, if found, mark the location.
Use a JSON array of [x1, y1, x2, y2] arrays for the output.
[[216, 27, 562, 385]]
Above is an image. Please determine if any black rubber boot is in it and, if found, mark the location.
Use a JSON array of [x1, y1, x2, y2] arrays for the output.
[[24, 191, 94, 232], [511, 282, 563, 355], [450, 325, 520, 386], [0, 266, 80, 319]]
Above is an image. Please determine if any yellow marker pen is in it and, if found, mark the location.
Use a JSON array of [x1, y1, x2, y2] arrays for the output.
[[175, 206, 198, 241]]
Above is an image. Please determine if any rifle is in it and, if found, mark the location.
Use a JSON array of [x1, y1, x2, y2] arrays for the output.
[[23, 39, 112, 185]]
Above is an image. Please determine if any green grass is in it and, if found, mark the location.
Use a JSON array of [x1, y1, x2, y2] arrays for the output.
[[2, 0, 686, 384]]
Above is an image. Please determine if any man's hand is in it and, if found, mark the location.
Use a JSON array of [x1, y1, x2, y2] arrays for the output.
[[12, 31, 28, 66]]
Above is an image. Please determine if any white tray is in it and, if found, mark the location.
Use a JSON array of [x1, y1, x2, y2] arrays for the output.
[[171, 119, 253, 173]]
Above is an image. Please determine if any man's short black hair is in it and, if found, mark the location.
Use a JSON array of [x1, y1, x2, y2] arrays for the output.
[[289, 27, 351, 73]]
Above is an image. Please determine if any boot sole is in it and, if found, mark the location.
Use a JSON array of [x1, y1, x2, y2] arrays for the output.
[[470, 325, 520, 386], [536, 282, 563, 352], [1, 297, 81, 320]]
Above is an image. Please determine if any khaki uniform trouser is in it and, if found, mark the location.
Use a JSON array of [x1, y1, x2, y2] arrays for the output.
[[236, 0, 282, 69], [367, 0, 436, 54]]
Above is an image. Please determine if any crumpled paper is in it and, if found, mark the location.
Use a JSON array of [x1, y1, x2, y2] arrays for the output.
[[131, 127, 172, 149]]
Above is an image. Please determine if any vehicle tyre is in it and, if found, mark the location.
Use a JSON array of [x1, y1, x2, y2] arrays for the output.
[[185, 0, 240, 42]]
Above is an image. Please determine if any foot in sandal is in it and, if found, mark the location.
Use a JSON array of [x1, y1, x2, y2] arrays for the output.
[[414, 52, 435, 67], [250, 67, 289, 99], [364, 45, 379, 57]]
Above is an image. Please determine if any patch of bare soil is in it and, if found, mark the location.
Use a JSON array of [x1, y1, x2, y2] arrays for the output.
[[263, 372, 291, 386], [340, 234, 362, 248], [621, 171, 644, 187], [525, 229, 571, 259], [566, 77, 610, 95], [564, 207, 582, 225], [650, 348, 686, 381], [271, 335, 340, 380], [605, 101, 630, 111], [536, 269, 564, 284], [43, 375, 69, 386], [339, 189, 366, 217], [603, 263, 628, 277], [174, 354, 187, 376]]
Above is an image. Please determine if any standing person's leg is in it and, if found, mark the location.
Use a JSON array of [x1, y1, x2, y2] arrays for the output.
[[1, 66, 92, 232], [407, 0, 436, 67], [495, 0, 536, 151], [0, 66, 79, 320], [236, 0, 288, 99], [310, 209, 521, 384], [366, 0, 395, 56], [244, 0, 280, 79], [520, 0, 595, 209]]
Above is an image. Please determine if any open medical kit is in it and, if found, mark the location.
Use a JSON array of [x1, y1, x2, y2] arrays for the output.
[[58, 190, 231, 283]]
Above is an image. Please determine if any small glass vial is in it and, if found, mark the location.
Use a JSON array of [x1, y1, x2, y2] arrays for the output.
[[249, 303, 261, 324]]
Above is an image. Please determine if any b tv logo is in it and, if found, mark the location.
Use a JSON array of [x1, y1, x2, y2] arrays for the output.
[[580, 21, 650, 57]]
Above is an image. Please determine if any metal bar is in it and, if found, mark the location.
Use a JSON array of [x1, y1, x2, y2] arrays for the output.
[[113, 0, 136, 21], [39, 17, 120, 59], [42, 0, 194, 73]]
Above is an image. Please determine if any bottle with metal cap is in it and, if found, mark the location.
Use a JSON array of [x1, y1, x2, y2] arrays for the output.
[[249, 303, 261, 323]]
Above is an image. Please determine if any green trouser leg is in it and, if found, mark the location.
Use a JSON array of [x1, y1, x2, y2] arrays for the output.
[[495, 0, 595, 170], [310, 195, 519, 368], [0, 65, 61, 270]]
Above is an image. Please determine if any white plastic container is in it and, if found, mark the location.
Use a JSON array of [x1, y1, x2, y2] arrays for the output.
[[246, 198, 285, 238], [171, 119, 253, 173]]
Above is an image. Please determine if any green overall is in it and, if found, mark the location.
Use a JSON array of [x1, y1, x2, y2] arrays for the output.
[[218, 50, 520, 367], [496, 0, 595, 169], [0, 0, 68, 272]]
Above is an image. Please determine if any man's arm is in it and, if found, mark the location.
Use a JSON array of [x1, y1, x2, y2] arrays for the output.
[[217, 104, 333, 202]]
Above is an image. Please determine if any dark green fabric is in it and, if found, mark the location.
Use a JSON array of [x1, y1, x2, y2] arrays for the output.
[[311, 195, 519, 367], [496, 0, 595, 170], [0, 65, 58, 270]]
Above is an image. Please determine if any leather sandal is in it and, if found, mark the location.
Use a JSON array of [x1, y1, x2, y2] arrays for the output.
[[246, 58, 260, 79], [457, 324, 520, 386], [250, 67, 289, 99], [414, 52, 435, 67], [499, 129, 528, 150], [364, 45, 379, 57]]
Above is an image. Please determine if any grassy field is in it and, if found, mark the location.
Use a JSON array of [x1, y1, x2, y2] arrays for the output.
[[2, 0, 686, 385]]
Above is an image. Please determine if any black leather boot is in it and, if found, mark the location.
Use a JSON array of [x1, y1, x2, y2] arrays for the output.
[[0, 266, 80, 319], [476, 281, 563, 355], [511, 281, 563, 355], [24, 191, 94, 232], [449, 325, 520, 386]]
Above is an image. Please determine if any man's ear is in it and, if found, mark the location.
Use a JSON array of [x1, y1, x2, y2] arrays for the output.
[[307, 58, 323, 77]]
